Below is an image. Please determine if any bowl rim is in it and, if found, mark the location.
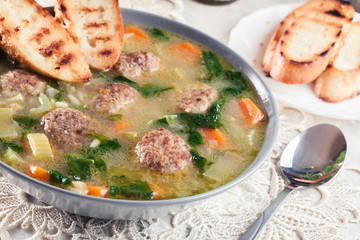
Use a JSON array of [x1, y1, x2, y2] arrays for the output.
[[0, 8, 279, 208]]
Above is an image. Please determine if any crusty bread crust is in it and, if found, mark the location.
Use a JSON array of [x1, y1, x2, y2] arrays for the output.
[[54, 0, 124, 70], [314, 22, 360, 102], [262, 0, 354, 75], [314, 68, 360, 102], [0, 0, 92, 83], [270, 13, 350, 84]]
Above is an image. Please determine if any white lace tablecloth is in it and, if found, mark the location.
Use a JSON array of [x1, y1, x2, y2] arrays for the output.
[[1, 1, 360, 239]]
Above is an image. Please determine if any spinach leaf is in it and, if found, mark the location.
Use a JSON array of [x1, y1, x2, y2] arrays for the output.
[[119, 180, 154, 200], [109, 180, 154, 200], [86, 133, 108, 143], [202, 51, 223, 78], [109, 175, 130, 186], [147, 28, 169, 41], [101, 74, 173, 98], [70, 104, 87, 110], [81, 138, 121, 156], [13, 116, 37, 141], [336, 150, 346, 163], [66, 154, 93, 180], [109, 185, 121, 197], [49, 170, 72, 187], [48, 79, 60, 89], [1, 139, 23, 153], [221, 70, 248, 97], [55, 91, 64, 101], [109, 114, 123, 121], [190, 150, 207, 172], [188, 130, 204, 147], [109, 175, 154, 200], [179, 93, 226, 129], [152, 118, 170, 129], [92, 157, 107, 171], [137, 84, 174, 98]]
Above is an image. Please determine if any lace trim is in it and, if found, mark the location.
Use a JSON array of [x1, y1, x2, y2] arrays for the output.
[[0, 108, 359, 239]]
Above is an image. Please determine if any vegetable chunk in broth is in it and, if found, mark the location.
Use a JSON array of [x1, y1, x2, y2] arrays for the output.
[[0, 24, 266, 200]]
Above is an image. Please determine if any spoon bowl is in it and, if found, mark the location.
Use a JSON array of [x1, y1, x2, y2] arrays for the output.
[[240, 124, 347, 239], [280, 123, 346, 188]]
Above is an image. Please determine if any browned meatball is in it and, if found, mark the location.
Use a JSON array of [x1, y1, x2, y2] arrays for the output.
[[89, 83, 137, 114], [1, 69, 47, 96], [178, 86, 218, 114], [112, 51, 160, 78], [41, 108, 92, 149], [135, 128, 192, 173]]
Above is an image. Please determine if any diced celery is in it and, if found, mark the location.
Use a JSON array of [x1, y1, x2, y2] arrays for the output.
[[165, 114, 188, 132], [122, 132, 138, 138], [3, 148, 24, 167], [204, 150, 245, 182], [27, 133, 53, 161], [1, 94, 24, 104], [0, 108, 17, 138], [247, 129, 255, 147], [29, 93, 53, 116], [67, 94, 80, 105], [45, 86, 59, 99], [55, 102, 69, 108], [68, 181, 88, 194]]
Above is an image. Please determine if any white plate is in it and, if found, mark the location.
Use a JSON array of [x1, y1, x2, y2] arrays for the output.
[[229, 3, 360, 120]]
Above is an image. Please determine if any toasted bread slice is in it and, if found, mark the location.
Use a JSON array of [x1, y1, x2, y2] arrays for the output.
[[314, 22, 360, 102], [270, 12, 351, 84], [54, 0, 124, 70], [0, 0, 92, 83], [262, 0, 354, 75]]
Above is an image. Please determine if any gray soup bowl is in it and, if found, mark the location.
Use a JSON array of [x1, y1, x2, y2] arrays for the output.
[[0, 8, 279, 219]]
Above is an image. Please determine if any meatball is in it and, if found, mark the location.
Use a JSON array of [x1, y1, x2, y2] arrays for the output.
[[135, 128, 192, 173], [1, 69, 47, 97], [41, 108, 92, 149], [112, 51, 160, 78], [89, 83, 137, 114], [178, 86, 218, 114]]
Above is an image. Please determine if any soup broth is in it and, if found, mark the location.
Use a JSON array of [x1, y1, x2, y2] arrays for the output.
[[0, 23, 266, 200]]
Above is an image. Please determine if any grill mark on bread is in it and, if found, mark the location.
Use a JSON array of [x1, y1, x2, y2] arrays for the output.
[[86, 22, 107, 28], [289, 59, 313, 65], [81, 8, 99, 13], [336, 30, 342, 37], [95, 36, 111, 41], [320, 49, 330, 57], [0, 17, 5, 22], [14, 26, 20, 32], [39, 40, 64, 56], [326, 10, 345, 18], [60, 4, 66, 13], [338, 0, 351, 5], [59, 54, 72, 65], [100, 50, 112, 56], [31, 28, 51, 43]]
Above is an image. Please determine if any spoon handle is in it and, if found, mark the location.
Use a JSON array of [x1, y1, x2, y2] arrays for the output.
[[239, 186, 294, 240]]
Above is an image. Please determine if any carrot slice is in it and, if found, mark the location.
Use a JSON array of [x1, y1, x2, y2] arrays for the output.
[[114, 120, 130, 132], [151, 186, 164, 200], [87, 186, 109, 198], [124, 26, 150, 42], [27, 165, 49, 182], [169, 43, 202, 64], [238, 98, 265, 125], [200, 127, 228, 147]]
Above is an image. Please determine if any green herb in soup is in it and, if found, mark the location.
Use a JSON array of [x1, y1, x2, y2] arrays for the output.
[[0, 23, 266, 200]]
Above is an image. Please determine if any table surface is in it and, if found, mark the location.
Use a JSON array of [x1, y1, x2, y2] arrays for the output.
[[1, 0, 360, 239]]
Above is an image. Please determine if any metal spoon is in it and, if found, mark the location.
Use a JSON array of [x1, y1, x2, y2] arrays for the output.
[[240, 123, 347, 240]]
